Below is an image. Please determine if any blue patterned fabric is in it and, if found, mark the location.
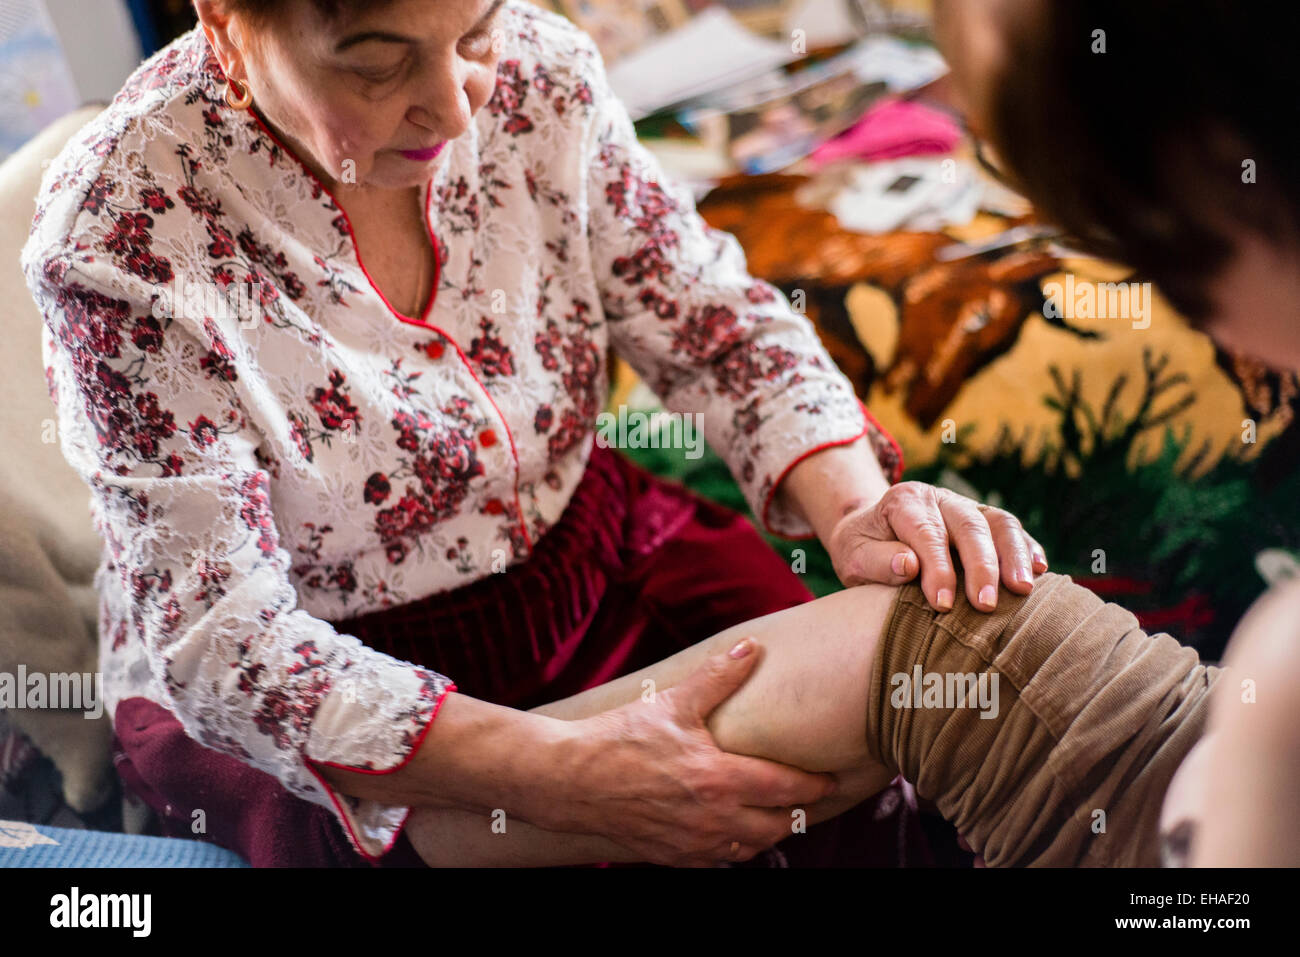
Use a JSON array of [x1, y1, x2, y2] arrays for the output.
[[0, 819, 249, 867]]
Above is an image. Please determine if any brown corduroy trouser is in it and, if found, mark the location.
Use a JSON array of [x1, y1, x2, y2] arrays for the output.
[[868, 572, 1220, 867]]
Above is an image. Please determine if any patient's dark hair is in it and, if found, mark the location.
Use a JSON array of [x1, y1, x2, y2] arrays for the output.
[[984, 0, 1299, 320]]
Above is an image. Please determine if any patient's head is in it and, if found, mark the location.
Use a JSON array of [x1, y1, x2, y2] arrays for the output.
[[933, 0, 1300, 369], [192, 0, 506, 191]]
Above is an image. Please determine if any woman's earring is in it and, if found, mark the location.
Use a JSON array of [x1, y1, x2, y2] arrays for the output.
[[225, 77, 253, 110]]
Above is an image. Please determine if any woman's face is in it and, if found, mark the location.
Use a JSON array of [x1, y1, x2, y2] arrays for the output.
[[198, 0, 506, 191]]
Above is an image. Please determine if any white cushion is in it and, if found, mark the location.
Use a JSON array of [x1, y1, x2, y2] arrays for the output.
[[0, 105, 113, 813]]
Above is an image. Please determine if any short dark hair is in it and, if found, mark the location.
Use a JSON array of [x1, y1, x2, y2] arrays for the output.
[[983, 1, 1299, 320]]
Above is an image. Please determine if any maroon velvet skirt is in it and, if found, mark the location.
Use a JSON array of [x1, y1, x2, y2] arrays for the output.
[[112, 443, 965, 867]]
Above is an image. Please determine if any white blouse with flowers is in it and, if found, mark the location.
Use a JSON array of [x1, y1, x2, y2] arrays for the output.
[[22, 0, 901, 860]]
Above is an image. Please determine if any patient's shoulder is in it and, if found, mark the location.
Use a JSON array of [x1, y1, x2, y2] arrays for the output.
[[1191, 578, 1300, 865], [1224, 577, 1300, 687], [1211, 576, 1300, 784]]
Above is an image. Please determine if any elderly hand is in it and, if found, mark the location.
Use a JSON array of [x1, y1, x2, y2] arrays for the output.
[[827, 481, 1048, 611], [549, 638, 839, 867]]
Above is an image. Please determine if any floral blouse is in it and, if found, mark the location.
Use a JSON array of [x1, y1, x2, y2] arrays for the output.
[[22, 0, 901, 860]]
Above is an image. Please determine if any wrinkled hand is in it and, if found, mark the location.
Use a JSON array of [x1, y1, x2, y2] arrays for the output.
[[555, 638, 838, 867], [828, 481, 1048, 611]]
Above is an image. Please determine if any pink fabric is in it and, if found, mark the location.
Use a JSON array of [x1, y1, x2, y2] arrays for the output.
[[809, 97, 962, 168]]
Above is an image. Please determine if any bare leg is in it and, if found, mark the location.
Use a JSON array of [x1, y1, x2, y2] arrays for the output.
[[407, 583, 901, 866], [409, 570, 1217, 867], [529, 583, 896, 772]]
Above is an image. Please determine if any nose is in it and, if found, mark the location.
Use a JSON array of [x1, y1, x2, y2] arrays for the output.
[[408, 60, 474, 141]]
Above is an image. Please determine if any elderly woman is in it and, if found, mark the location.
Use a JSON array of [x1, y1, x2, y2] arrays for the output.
[[23, 0, 1047, 867]]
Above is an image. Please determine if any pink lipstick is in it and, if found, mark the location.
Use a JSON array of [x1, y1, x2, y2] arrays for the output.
[[399, 142, 446, 162]]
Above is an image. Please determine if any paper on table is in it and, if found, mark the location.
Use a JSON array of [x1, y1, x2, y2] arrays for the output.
[[842, 35, 949, 92], [606, 7, 800, 121], [825, 158, 981, 234]]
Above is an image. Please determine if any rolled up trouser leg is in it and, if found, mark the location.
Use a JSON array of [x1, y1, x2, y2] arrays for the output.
[[866, 571, 1220, 867]]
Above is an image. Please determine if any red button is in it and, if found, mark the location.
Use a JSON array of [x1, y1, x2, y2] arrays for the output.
[[484, 498, 504, 515], [479, 429, 497, 447], [424, 340, 444, 360]]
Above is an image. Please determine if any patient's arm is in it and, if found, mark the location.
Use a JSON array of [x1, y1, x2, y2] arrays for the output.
[[406, 584, 901, 866]]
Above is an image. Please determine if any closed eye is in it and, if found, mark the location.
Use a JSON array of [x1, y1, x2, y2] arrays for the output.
[[349, 53, 411, 85], [354, 65, 404, 83]]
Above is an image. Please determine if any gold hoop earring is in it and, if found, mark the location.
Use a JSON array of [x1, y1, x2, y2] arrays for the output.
[[225, 78, 253, 110]]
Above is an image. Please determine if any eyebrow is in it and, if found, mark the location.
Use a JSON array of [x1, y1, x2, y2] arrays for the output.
[[335, 0, 507, 52]]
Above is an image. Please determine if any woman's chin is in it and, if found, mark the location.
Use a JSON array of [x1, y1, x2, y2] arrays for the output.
[[360, 151, 446, 189]]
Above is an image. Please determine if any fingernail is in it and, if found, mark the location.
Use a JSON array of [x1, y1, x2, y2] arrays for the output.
[[1034, 551, 1049, 570], [728, 638, 753, 659], [1017, 564, 1033, 584], [936, 588, 954, 611], [978, 585, 996, 609], [891, 552, 909, 576]]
